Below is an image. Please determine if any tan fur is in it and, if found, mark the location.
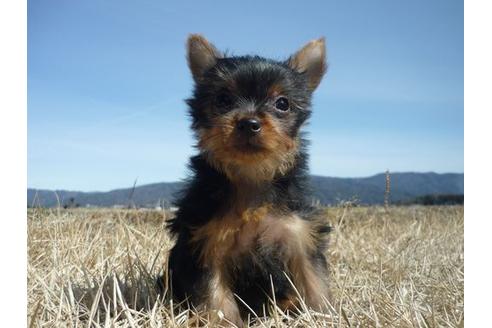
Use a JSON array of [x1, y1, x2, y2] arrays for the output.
[[207, 271, 242, 327], [191, 205, 329, 321], [288, 38, 327, 91], [288, 251, 329, 309], [191, 203, 272, 327], [267, 83, 284, 98], [277, 294, 298, 312], [198, 112, 299, 184], [187, 34, 222, 82], [191, 203, 272, 267], [259, 214, 329, 309]]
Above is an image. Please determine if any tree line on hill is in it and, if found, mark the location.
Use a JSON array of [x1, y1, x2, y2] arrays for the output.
[[27, 172, 464, 208]]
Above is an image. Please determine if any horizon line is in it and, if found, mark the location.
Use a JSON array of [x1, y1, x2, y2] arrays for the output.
[[27, 170, 464, 193]]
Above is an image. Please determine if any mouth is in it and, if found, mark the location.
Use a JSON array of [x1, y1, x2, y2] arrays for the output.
[[235, 143, 264, 154], [233, 135, 266, 153]]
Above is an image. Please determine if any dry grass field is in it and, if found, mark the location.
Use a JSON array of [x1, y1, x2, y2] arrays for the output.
[[27, 206, 463, 327]]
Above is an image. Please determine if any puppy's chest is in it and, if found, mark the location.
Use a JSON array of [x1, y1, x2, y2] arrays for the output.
[[190, 205, 311, 267]]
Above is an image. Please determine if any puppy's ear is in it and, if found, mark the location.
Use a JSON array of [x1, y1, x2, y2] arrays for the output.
[[288, 38, 327, 91], [187, 34, 222, 82]]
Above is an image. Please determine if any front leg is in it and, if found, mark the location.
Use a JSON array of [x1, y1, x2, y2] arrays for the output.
[[283, 214, 331, 310], [258, 212, 331, 311], [206, 270, 243, 327], [288, 251, 330, 310], [168, 234, 243, 327]]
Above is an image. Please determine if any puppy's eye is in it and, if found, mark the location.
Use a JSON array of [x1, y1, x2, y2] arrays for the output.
[[215, 93, 232, 108], [274, 97, 290, 112]]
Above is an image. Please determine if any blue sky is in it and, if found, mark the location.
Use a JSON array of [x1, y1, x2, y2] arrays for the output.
[[28, 0, 464, 192]]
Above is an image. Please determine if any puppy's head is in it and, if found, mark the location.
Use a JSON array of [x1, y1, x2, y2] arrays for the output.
[[186, 34, 327, 183]]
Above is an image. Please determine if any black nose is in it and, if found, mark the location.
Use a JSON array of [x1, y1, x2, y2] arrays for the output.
[[237, 118, 261, 134]]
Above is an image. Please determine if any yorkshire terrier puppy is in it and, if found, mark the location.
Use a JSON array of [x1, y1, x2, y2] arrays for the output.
[[164, 34, 331, 327]]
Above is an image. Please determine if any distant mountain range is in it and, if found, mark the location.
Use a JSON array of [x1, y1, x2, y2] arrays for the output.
[[27, 172, 464, 208]]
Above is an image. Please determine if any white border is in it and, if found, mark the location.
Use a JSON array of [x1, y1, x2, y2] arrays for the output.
[[0, 0, 27, 323], [465, 0, 492, 326], [0, 0, 480, 325]]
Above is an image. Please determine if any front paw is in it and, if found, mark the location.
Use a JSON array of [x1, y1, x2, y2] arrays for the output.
[[210, 308, 244, 328]]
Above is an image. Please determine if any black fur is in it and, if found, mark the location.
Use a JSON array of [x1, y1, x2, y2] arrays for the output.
[[161, 37, 331, 321], [187, 56, 312, 136], [166, 152, 331, 314]]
